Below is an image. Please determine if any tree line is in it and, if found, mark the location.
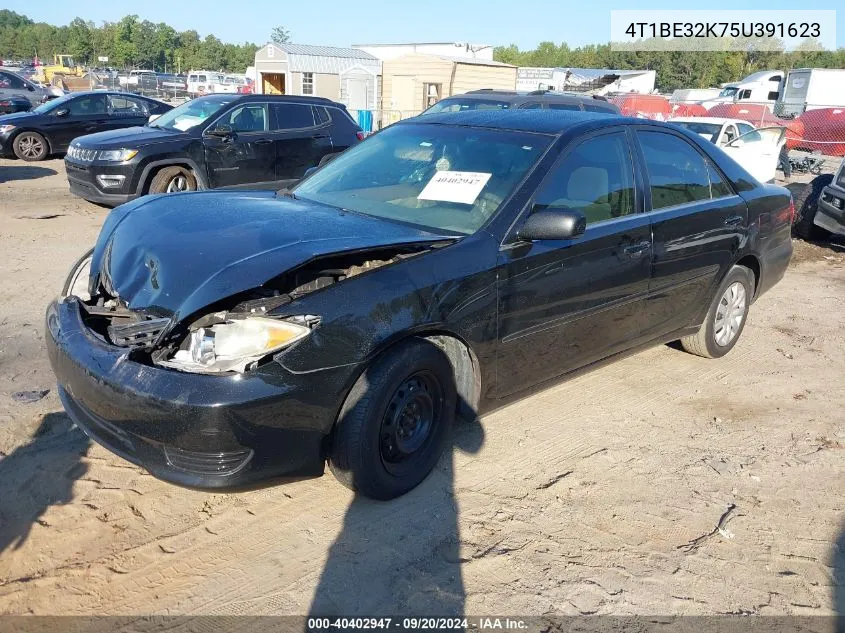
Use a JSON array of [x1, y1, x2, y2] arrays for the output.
[[493, 41, 845, 92], [0, 10, 261, 73]]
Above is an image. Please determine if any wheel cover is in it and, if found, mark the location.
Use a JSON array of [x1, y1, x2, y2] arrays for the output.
[[166, 174, 189, 193], [18, 134, 43, 159], [379, 371, 442, 472], [714, 281, 746, 347]]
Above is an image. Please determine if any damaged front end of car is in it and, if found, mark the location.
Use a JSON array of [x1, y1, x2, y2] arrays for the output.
[[63, 243, 442, 376]]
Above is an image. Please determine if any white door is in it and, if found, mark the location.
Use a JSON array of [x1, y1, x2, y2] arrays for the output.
[[722, 127, 787, 183], [347, 78, 368, 111]]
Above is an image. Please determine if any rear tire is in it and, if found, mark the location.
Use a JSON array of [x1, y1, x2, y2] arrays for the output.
[[680, 265, 754, 359], [148, 166, 197, 194], [13, 131, 48, 161], [792, 174, 833, 241], [329, 339, 456, 500]]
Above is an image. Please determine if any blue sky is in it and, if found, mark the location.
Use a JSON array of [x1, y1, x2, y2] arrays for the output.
[[4, 0, 842, 50]]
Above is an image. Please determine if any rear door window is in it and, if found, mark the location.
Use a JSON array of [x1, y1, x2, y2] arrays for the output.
[[67, 94, 108, 116], [270, 103, 317, 130], [637, 131, 713, 210], [108, 95, 147, 116]]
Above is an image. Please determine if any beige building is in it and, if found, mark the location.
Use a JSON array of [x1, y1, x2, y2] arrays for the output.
[[381, 54, 517, 120], [253, 43, 381, 112]]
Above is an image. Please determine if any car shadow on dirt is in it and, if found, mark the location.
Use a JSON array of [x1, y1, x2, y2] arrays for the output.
[[0, 412, 89, 555], [309, 415, 484, 615], [0, 165, 58, 183], [835, 521, 844, 632]]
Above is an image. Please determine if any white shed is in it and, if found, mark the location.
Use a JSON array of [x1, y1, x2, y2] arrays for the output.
[[253, 43, 381, 111]]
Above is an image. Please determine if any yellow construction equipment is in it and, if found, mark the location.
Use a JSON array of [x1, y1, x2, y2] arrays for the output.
[[34, 55, 97, 91]]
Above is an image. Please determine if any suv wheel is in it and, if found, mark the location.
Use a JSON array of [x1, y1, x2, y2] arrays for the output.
[[149, 166, 197, 194], [680, 265, 754, 359], [13, 132, 48, 161]]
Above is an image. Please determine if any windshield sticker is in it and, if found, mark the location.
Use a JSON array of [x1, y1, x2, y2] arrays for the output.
[[418, 171, 492, 205]]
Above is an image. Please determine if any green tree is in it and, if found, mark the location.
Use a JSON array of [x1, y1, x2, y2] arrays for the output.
[[270, 26, 290, 44]]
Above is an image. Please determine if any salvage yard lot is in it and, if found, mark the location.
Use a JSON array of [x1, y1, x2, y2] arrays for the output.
[[0, 158, 844, 615]]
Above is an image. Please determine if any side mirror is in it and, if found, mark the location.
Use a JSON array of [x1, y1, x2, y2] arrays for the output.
[[518, 207, 587, 241], [148, 114, 160, 123], [207, 124, 233, 138], [55, 108, 69, 117], [27, 84, 34, 92]]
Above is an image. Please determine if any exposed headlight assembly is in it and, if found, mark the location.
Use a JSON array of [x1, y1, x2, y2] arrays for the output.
[[158, 317, 314, 374], [61, 250, 93, 301], [0, 124, 16, 134]]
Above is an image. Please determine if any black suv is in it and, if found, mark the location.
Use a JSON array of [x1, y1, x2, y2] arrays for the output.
[[65, 94, 363, 206], [421, 89, 621, 115]]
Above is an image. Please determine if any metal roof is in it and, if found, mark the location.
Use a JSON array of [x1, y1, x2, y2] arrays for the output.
[[274, 43, 378, 60], [431, 55, 515, 68]]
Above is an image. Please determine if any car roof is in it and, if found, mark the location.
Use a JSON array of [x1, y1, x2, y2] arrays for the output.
[[670, 116, 753, 126], [191, 93, 341, 106], [405, 109, 623, 134], [443, 90, 614, 105]]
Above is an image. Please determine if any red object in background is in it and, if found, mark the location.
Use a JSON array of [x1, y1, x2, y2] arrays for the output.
[[670, 103, 708, 118], [795, 108, 845, 156], [610, 94, 672, 121], [708, 103, 805, 151], [237, 82, 254, 95]]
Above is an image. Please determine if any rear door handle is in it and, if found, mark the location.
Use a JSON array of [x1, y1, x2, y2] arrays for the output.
[[253, 139, 273, 145], [624, 241, 651, 257], [313, 134, 330, 139], [724, 215, 744, 226]]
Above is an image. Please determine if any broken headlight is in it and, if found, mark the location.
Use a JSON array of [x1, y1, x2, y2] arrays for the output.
[[158, 317, 312, 374], [62, 251, 93, 301]]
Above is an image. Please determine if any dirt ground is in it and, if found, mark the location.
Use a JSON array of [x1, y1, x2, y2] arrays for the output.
[[0, 158, 843, 616]]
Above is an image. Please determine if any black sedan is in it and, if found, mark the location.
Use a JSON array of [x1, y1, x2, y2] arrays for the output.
[[46, 110, 794, 499], [0, 91, 171, 161], [0, 94, 31, 114]]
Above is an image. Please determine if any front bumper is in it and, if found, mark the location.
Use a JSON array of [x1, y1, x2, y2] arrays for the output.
[[65, 158, 138, 206], [46, 297, 344, 489], [816, 185, 845, 236]]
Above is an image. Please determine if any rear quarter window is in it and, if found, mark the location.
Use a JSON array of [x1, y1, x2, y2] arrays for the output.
[[637, 131, 713, 209]]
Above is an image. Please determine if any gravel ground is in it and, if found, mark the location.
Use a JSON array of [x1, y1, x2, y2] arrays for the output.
[[0, 158, 843, 616]]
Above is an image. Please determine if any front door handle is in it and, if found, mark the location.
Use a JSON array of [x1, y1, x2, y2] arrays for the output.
[[253, 139, 273, 145], [623, 241, 651, 257], [313, 134, 330, 139], [724, 215, 744, 226]]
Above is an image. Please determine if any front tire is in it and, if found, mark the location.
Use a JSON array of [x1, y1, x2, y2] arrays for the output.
[[329, 339, 456, 500], [148, 166, 197, 195], [792, 174, 833, 241], [13, 131, 48, 161], [680, 265, 754, 359]]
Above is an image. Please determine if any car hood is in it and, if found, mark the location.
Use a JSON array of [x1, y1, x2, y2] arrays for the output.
[[75, 125, 187, 148], [0, 111, 39, 125], [92, 191, 454, 322]]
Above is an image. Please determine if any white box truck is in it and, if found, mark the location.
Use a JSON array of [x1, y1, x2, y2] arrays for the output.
[[777, 68, 845, 117]]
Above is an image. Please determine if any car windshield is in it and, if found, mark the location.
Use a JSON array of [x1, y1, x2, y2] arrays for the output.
[[293, 123, 550, 235], [422, 98, 511, 115], [149, 96, 235, 131], [718, 87, 738, 98], [674, 121, 723, 143]]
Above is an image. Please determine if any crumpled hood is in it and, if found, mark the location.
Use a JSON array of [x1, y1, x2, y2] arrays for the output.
[[74, 125, 184, 149], [92, 191, 450, 322]]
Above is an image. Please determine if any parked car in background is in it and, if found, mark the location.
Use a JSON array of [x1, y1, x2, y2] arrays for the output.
[[187, 71, 225, 96], [670, 117, 786, 183], [422, 89, 621, 115], [0, 94, 32, 114], [64, 94, 364, 205], [0, 91, 172, 161], [48, 110, 793, 499], [0, 68, 62, 107], [792, 157, 845, 240]]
